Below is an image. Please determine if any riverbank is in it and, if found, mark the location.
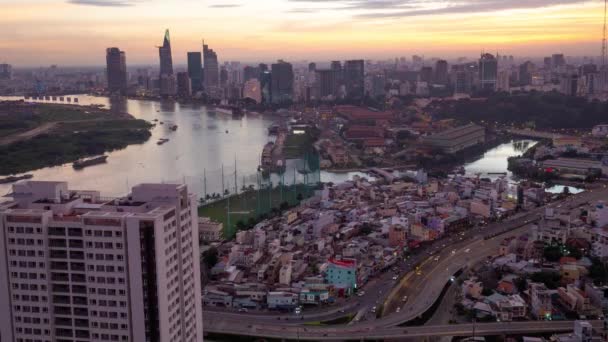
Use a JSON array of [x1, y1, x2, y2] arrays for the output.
[[0, 101, 152, 175]]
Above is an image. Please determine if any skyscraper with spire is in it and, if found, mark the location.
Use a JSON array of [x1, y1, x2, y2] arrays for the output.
[[158, 29, 176, 96]]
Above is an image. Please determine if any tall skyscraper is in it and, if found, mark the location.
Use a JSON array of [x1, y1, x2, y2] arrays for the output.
[[158, 29, 176, 96], [270, 60, 294, 104], [0, 181, 204, 342], [187, 52, 203, 93], [105, 48, 127, 96], [0, 63, 12, 80], [203, 42, 219, 90], [159, 29, 173, 76], [479, 53, 498, 92], [434, 60, 449, 85], [419, 66, 433, 83], [260, 70, 272, 104], [243, 78, 262, 104], [519, 61, 535, 86], [552, 54, 566, 70], [177, 72, 192, 97], [344, 60, 364, 100], [243, 66, 260, 82], [330, 61, 343, 88], [316, 69, 337, 99]]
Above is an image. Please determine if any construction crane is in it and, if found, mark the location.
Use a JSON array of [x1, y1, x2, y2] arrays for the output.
[[603, 0, 607, 68]]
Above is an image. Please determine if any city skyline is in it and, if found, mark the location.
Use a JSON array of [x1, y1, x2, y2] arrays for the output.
[[1, 0, 607, 66]]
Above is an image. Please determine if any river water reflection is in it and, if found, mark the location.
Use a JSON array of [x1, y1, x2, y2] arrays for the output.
[[0, 96, 366, 196], [1, 96, 562, 196]]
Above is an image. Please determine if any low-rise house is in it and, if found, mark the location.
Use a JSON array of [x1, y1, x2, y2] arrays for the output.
[[462, 277, 484, 299], [267, 292, 299, 310], [325, 258, 357, 297], [529, 282, 553, 319], [199, 217, 223, 242], [203, 288, 233, 307]]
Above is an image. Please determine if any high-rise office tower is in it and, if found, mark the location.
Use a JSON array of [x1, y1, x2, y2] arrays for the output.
[[543, 57, 552, 70], [187, 52, 203, 93], [330, 61, 343, 86], [560, 73, 579, 96], [315, 69, 338, 99], [0, 181, 204, 342], [308, 63, 316, 73], [243, 66, 260, 82], [519, 61, 535, 86], [344, 60, 364, 100], [243, 78, 262, 104], [552, 54, 566, 70], [0, 63, 12, 80], [177, 72, 192, 97], [159, 30, 173, 76], [479, 53, 498, 92], [452, 63, 475, 94], [260, 70, 272, 104], [370, 73, 386, 97], [203, 42, 219, 90], [219, 67, 228, 87], [158, 29, 176, 96], [105, 48, 127, 96], [419, 66, 433, 83], [434, 60, 449, 85], [270, 60, 294, 104]]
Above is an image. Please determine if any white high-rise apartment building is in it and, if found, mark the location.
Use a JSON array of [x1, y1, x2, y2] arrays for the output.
[[0, 181, 204, 342]]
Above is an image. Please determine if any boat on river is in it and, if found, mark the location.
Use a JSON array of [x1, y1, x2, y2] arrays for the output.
[[0, 174, 33, 184], [73, 155, 108, 169]]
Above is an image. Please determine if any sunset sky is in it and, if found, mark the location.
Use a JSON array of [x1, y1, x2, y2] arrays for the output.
[[1, 0, 606, 66]]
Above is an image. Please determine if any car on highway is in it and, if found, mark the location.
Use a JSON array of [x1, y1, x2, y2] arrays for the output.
[[396, 307, 401, 313], [294, 307, 302, 315], [357, 290, 365, 297], [371, 306, 377, 313], [238, 308, 248, 313], [402, 296, 408, 303], [392, 275, 398, 280]]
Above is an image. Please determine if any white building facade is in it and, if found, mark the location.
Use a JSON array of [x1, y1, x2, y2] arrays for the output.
[[0, 181, 204, 342]]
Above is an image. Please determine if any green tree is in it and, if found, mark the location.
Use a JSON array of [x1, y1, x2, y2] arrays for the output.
[[202, 247, 219, 270], [543, 245, 563, 262], [531, 271, 561, 289]]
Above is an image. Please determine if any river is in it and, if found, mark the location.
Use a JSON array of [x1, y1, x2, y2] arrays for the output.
[[1, 96, 573, 197], [0, 96, 365, 197]]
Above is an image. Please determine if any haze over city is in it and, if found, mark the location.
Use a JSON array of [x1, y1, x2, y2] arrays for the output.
[[2, 0, 607, 66], [4, 0, 608, 340]]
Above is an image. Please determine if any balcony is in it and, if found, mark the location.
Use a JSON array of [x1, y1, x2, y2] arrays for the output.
[[69, 251, 84, 260], [49, 239, 67, 248], [50, 250, 68, 259], [69, 239, 84, 248], [54, 317, 72, 327], [73, 307, 88, 316], [52, 295, 70, 305], [70, 262, 85, 272], [54, 306, 71, 315], [50, 261, 69, 271], [51, 273, 69, 282]]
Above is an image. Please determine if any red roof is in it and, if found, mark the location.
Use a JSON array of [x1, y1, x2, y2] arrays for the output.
[[335, 105, 394, 122], [363, 138, 386, 148], [328, 259, 356, 268]]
